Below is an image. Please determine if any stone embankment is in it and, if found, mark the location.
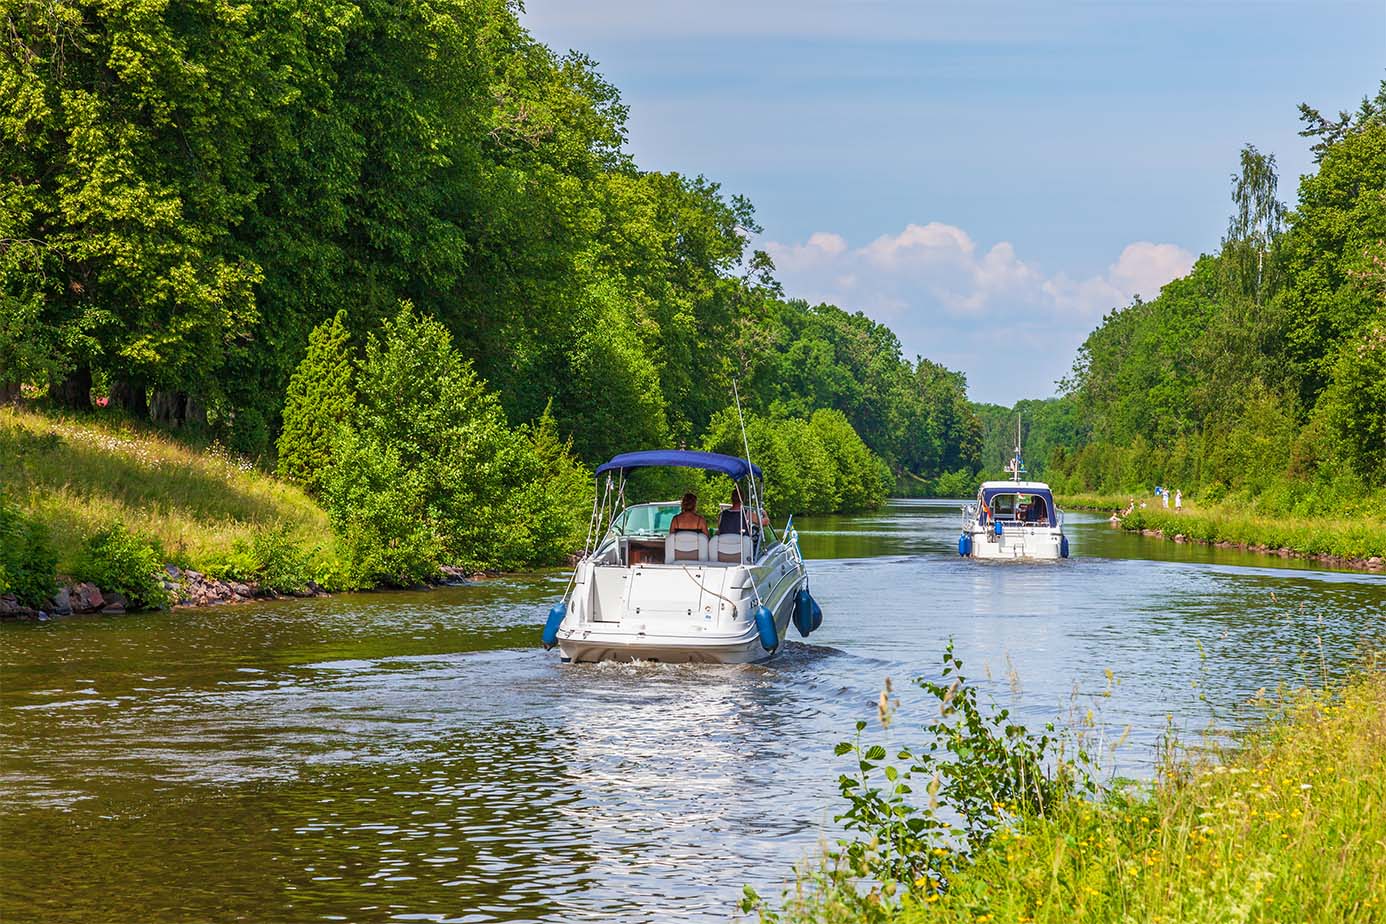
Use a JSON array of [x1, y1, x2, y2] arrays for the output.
[[1, 563, 487, 620]]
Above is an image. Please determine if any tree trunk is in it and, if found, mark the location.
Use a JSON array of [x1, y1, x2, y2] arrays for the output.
[[110, 379, 149, 418], [54, 366, 92, 411], [184, 394, 206, 428], [0, 381, 19, 405], [149, 389, 191, 428]]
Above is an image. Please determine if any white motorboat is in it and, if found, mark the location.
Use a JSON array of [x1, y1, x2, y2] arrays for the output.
[[542, 449, 820, 664], [958, 418, 1069, 561]]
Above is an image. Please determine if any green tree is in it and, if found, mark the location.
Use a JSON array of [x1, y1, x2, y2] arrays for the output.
[[276, 311, 354, 494], [325, 304, 590, 581]]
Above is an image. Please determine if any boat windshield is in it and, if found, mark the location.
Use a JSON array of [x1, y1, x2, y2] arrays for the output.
[[984, 492, 1054, 524], [608, 502, 682, 539]]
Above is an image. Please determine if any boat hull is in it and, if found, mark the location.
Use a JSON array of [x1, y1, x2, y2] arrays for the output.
[[962, 524, 1066, 561], [554, 543, 808, 664]]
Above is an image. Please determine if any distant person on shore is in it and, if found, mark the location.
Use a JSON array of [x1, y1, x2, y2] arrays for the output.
[[1162, 489, 1170, 509], [671, 492, 708, 535], [718, 486, 768, 537], [1175, 489, 1183, 512]]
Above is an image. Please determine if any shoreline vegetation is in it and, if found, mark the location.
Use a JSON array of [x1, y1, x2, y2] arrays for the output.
[[748, 653, 1386, 924], [1058, 493, 1386, 572], [0, 405, 496, 619]]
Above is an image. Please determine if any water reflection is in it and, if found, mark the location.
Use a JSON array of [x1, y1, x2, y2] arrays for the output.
[[2, 500, 1384, 922]]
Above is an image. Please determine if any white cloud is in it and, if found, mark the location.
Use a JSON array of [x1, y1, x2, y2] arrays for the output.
[[1108, 242, 1196, 302], [763, 231, 848, 273], [761, 223, 1195, 401], [766, 224, 1191, 320]]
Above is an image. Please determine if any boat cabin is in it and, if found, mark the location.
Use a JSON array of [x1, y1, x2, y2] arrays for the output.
[[977, 481, 1058, 527]]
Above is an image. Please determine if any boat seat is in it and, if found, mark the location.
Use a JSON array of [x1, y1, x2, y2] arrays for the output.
[[665, 530, 709, 564], [711, 533, 753, 564]]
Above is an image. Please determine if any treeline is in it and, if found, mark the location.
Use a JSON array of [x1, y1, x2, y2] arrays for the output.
[[985, 84, 1385, 516], [0, 0, 979, 506]]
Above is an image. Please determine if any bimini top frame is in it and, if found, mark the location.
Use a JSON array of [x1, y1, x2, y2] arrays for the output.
[[594, 449, 762, 481], [580, 449, 770, 561]]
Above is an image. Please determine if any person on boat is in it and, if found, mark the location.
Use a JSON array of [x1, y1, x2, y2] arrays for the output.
[[717, 486, 768, 538], [670, 492, 709, 535]]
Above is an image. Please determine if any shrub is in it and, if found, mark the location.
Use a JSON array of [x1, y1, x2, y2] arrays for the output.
[[212, 526, 315, 593], [931, 467, 980, 498], [73, 524, 169, 610], [324, 432, 443, 586], [744, 643, 1097, 920], [0, 492, 58, 607], [809, 408, 891, 510], [1315, 319, 1386, 483], [276, 310, 354, 495], [322, 304, 591, 578]]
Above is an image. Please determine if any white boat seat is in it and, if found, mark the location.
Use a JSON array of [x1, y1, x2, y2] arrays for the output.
[[665, 530, 709, 563], [711, 533, 753, 564]]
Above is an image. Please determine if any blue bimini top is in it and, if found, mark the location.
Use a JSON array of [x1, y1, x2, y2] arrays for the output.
[[594, 449, 762, 481]]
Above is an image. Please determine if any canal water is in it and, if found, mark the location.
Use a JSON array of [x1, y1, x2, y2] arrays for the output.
[[3, 500, 1384, 922]]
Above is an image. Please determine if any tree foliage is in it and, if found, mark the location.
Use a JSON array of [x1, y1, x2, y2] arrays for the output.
[[322, 304, 590, 583], [1, 0, 975, 494], [276, 311, 354, 494], [1044, 83, 1386, 512]]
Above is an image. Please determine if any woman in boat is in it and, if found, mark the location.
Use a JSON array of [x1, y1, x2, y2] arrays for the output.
[[670, 492, 709, 535]]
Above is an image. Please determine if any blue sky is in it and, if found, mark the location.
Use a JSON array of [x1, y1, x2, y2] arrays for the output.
[[521, 2, 1385, 404]]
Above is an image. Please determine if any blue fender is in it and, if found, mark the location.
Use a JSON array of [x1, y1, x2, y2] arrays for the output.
[[994, 521, 1004, 536], [754, 604, 778, 652], [542, 602, 567, 650], [1060, 535, 1070, 559], [958, 534, 972, 557], [793, 589, 814, 637]]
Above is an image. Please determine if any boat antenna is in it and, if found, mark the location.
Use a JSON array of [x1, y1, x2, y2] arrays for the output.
[[1011, 413, 1026, 483], [732, 379, 763, 520]]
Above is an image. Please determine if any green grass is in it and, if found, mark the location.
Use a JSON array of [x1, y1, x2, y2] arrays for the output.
[[761, 667, 1386, 924], [1057, 493, 1135, 512], [0, 406, 335, 577], [1120, 506, 1386, 562], [1055, 491, 1386, 561]]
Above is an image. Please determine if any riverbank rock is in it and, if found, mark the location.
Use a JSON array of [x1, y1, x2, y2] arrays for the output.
[[437, 565, 470, 585], [0, 594, 36, 619], [48, 587, 73, 616], [72, 583, 105, 613], [101, 593, 127, 615]]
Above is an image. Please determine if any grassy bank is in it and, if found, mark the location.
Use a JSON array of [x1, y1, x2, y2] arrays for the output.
[[1058, 493, 1135, 512], [756, 664, 1386, 924], [897, 668, 1386, 923], [1120, 507, 1386, 564], [1057, 492, 1386, 564], [0, 406, 337, 580]]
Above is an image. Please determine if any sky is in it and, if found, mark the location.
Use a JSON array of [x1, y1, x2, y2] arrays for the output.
[[521, 1, 1385, 405]]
